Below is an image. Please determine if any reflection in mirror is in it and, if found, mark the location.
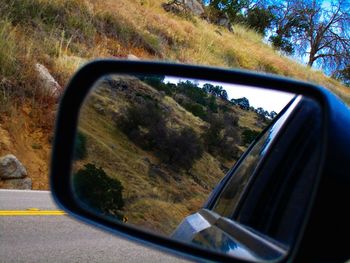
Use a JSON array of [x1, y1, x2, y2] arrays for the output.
[[72, 73, 293, 255]]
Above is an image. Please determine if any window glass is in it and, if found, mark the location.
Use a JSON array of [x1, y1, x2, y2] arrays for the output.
[[212, 97, 299, 218], [212, 130, 270, 217]]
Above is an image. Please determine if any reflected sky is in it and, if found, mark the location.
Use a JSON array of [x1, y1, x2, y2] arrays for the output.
[[164, 76, 294, 113]]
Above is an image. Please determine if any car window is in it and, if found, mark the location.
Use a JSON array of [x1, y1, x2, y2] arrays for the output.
[[236, 97, 323, 245], [210, 96, 323, 247], [211, 129, 270, 217], [211, 96, 299, 219]]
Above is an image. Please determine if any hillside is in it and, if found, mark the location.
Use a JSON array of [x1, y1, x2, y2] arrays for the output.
[[0, 0, 349, 193], [74, 74, 270, 234]]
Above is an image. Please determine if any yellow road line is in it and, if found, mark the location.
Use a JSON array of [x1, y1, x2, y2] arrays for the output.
[[0, 210, 66, 216], [27, 208, 40, 211]]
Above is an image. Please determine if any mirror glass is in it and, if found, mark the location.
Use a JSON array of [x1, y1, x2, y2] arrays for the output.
[[72, 74, 294, 259]]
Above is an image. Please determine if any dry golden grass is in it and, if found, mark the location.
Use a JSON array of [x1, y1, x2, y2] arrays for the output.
[[87, 0, 349, 101], [75, 79, 235, 234], [162, 96, 206, 133], [2, 0, 348, 100]]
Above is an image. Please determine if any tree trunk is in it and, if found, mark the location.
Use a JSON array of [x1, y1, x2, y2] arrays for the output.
[[307, 59, 314, 67], [308, 48, 316, 67]]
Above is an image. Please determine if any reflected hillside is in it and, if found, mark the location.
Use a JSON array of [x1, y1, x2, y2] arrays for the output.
[[74, 75, 273, 235]]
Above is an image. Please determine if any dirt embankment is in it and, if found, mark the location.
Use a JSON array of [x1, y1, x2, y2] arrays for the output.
[[0, 103, 53, 190]]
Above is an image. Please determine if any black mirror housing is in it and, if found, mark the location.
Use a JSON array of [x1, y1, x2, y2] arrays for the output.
[[50, 60, 350, 262]]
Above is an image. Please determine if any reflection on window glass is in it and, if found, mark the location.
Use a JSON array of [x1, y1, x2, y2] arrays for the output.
[[212, 130, 271, 217], [211, 97, 297, 218]]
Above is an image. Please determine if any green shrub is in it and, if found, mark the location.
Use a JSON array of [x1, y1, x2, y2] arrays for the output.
[[203, 113, 241, 160], [208, 95, 218, 113], [183, 102, 207, 120], [219, 138, 241, 160], [118, 101, 203, 170], [140, 76, 173, 95], [244, 7, 274, 36], [242, 129, 261, 146], [74, 131, 87, 160], [73, 163, 124, 219], [118, 101, 167, 150], [203, 114, 224, 153], [223, 112, 239, 127], [176, 81, 208, 106], [158, 127, 203, 171]]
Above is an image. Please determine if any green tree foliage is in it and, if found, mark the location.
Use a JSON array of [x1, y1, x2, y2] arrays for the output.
[[74, 131, 87, 160], [269, 34, 294, 55], [203, 114, 224, 153], [138, 77, 224, 116], [117, 100, 203, 170], [119, 77, 245, 165], [245, 6, 274, 36], [141, 75, 165, 88], [159, 127, 204, 170], [292, 0, 349, 72], [203, 83, 228, 100], [208, 95, 218, 112], [334, 65, 350, 87], [204, 0, 349, 81], [175, 82, 221, 114], [268, 1, 308, 55], [268, 0, 349, 74], [183, 102, 208, 120], [176, 81, 208, 105], [242, 128, 260, 146], [118, 101, 167, 150], [141, 76, 173, 95], [203, 113, 241, 160], [73, 163, 124, 219], [231, 97, 250, 110], [207, 0, 249, 23]]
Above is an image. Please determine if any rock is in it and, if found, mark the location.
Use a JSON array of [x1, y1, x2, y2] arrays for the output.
[[215, 13, 233, 31], [0, 154, 27, 179], [162, 0, 204, 17], [183, 0, 204, 16], [1, 178, 32, 190], [148, 165, 170, 182], [127, 54, 140, 60], [35, 63, 61, 98], [93, 103, 106, 115]]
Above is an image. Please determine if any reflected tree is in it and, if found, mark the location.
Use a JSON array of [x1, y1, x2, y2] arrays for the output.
[[73, 163, 124, 219]]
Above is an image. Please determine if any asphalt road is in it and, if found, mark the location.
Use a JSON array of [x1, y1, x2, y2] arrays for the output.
[[0, 190, 188, 263]]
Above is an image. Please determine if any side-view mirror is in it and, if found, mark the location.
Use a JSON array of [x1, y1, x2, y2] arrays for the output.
[[51, 60, 350, 262]]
